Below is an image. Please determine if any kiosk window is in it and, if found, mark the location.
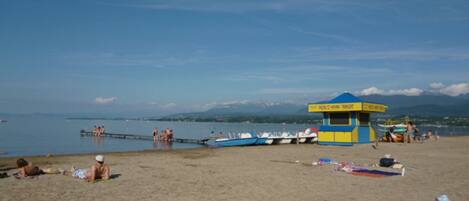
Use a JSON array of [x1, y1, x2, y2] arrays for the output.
[[359, 113, 370, 125], [329, 113, 350, 125]]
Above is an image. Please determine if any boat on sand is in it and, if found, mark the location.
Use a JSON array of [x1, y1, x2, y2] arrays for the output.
[[215, 133, 258, 147], [256, 132, 274, 145]]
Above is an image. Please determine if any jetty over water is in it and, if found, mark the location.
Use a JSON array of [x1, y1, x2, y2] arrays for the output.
[[80, 130, 210, 145]]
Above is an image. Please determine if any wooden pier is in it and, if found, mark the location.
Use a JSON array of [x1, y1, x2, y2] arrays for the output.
[[80, 131, 209, 145]]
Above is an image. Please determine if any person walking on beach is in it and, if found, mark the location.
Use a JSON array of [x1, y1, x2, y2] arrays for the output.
[[406, 121, 414, 144], [153, 128, 159, 141]]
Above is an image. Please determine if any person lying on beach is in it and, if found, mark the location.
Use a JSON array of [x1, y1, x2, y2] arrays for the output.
[[16, 158, 44, 177], [16, 158, 61, 177], [71, 155, 110, 182]]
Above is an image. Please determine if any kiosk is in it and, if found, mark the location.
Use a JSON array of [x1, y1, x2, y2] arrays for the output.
[[308, 93, 387, 145]]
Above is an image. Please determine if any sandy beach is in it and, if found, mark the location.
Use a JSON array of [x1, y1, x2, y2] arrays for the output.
[[1, 136, 469, 201]]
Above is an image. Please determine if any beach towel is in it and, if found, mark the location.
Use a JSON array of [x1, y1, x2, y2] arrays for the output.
[[351, 169, 401, 178]]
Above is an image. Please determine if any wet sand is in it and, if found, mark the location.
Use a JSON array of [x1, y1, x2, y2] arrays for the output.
[[1, 136, 469, 201]]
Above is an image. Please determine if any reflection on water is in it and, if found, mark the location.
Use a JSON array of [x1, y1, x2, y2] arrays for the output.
[[152, 141, 173, 151], [92, 136, 105, 147]]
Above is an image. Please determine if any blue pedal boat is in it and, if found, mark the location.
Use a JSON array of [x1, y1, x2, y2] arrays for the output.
[[215, 133, 258, 147]]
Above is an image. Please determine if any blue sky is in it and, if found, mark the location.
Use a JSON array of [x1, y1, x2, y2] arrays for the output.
[[1, 0, 469, 115]]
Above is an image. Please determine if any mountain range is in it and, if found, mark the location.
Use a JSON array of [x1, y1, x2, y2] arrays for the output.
[[163, 94, 469, 119]]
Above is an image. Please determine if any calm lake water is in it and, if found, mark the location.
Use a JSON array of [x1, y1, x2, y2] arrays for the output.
[[0, 115, 317, 157], [1, 115, 468, 157]]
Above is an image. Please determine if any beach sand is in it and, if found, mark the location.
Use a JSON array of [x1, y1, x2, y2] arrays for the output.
[[1, 136, 469, 201]]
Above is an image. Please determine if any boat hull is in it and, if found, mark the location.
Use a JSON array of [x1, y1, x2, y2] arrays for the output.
[[304, 137, 315, 144], [215, 137, 258, 147], [256, 137, 273, 145], [270, 138, 282, 145], [279, 138, 292, 144]]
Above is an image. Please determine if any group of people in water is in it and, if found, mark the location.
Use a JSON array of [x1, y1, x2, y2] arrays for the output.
[[92, 125, 105, 136], [384, 121, 439, 143], [153, 128, 174, 142], [15, 155, 110, 182]]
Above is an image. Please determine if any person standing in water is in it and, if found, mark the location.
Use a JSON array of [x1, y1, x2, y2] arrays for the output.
[[101, 125, 105, 136], [153, 128, 159, 141], [93, 125, 98, 136], [168, 129, 174, 142]]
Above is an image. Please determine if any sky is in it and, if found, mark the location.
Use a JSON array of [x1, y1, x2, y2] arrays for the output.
[[1, 0, 469, 115]]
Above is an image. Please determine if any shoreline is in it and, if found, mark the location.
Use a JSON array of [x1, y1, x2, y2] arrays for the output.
[[1, 135, 467, 158], [0, 145, 212, 159]]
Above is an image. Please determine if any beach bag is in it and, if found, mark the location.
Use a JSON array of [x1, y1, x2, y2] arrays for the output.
[[379, 158, 395, 167]]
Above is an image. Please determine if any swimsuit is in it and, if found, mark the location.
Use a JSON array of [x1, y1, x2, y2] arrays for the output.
[[73, 169, 89, 179]]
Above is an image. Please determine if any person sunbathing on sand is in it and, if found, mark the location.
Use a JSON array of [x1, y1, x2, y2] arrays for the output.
[[71, 155, 110, 182], [16, 158, 44, 177], [16, 158, 62, 177]]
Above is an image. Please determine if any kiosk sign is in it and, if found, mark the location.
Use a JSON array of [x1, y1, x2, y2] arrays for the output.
[[362, 103, 387, 112], [309, 102, 387, 112], [308, 103, 362, 112]]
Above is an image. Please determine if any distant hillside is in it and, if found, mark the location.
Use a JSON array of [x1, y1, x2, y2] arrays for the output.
[[160, 94, 469, 122], [388, 104, 469, 117], [159, 102, 320, 124], [361, 94, 468, 109], [204, 103, 305, 115]]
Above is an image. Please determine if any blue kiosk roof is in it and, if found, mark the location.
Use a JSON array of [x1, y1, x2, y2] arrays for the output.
[[315, 92, 383, 105], [328, 92, 364, 103]]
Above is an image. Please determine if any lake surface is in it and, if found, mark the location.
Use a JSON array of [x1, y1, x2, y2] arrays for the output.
[[0, 115, 318, 157], [1, 115, 468, 157]]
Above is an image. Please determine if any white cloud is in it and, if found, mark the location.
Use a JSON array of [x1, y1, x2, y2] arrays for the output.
[[360, 87, 423, 96], [361, 83, 469, 97], [360, 87, 385, 96], [95, 97, 117, 104], [430, 82, 445, 89], [438, 83, 469, 96]]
